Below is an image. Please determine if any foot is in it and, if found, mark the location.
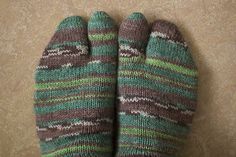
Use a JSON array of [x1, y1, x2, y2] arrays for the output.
[[117, 12, 198, 157], [34, 11, 118, 157]]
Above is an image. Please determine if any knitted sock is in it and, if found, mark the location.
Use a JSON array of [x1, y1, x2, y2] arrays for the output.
[[34, 11, 117, 157], [116, 12, 198, 157]]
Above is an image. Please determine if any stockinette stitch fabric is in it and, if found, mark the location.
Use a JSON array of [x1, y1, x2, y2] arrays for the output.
[[34, 11, 118, 157], [116, 12, 198, 156]]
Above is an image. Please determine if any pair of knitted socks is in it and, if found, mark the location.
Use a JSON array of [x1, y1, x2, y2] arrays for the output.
[[34, 11, 198, 157]]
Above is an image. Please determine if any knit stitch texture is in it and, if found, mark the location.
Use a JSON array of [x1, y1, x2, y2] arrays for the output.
[[34, 11, 118, 157], [116, 12, 198, 157]]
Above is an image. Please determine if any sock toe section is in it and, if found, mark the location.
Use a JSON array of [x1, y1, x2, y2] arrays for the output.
[[147, 20, 196, 67], [39, 16, 89, 69], [48, 16, 88, 49], [151, 20, 186, 45], [119, 12, 149, 57], [57, 16, 86, 30], [88, 11, 118, 57]]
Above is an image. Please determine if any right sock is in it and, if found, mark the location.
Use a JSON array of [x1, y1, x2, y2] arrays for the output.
[[117, 12, 198, 157]]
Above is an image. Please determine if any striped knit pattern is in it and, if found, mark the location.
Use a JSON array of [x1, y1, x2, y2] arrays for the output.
[[34, 11, 117, 157], [117, 13, 198, 157]]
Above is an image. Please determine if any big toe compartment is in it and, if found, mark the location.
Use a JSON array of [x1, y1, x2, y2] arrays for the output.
[[88, 11, 118, 57], [39, 16, 89, 69], [47, 16, 88, 53], [119, 12, 149, 57], [146, 20, 196, 68]]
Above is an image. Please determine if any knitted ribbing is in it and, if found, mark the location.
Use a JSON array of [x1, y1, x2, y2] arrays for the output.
[[116, 13, 198, 157], [34, 11, 117, 157]]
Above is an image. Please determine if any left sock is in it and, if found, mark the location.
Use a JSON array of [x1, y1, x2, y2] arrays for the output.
[[34, 11, 118, 157]]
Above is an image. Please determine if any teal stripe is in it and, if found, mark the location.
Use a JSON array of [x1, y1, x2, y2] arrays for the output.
[[34, 98, 113, 114], [117, 147, 172, 157], [64, 153, 111, 157], [63, 152, 112, 157], [175, 102, 195, 111], [56, 16, 86, 31], [35, 85, 113, 100], [118, 135, 178, 150], [63, 151, 112, 157], [119, 63, 197, 86], [119, 38, 146, 48], [35, 63, 116, 82], [118, 77, 196, 99], [48, 41, 84, 49], [35, 77, 115, 90], [88, 20, 114, 29], [119, 114, 189, 137], [147, 37, 195, 65], [36, 118, 84, 127], [91, 45, 117, 56], [40, 133, 112, 154]]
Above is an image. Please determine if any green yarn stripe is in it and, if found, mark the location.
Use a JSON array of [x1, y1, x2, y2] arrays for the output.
[[88, 32, 117, 41], [119, 78, 196, 99], [35, 63, 116, 82], [40, 134, 112, 153], [119, 63, 197, 86], [146, 58, 197, 76], [42, 145, 112, 157], [119, 70, 196, 89], [120, 127, 185, 144], [35, 77, 115, 90], [119, 57, 197, 76]]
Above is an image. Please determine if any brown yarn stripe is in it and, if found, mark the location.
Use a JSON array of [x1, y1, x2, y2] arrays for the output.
[[90, 39, 117, 47], [38, 122, 112, 140], [119, 20, 149, 41], [118, 86, 197, 109], [36, 108, 114, 121], [39, 55, 116, 69], [152, 20, 185, 44], [120, 102, 193, 124], [49, 28, 88, 44]]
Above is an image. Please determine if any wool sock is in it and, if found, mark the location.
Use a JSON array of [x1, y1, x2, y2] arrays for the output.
[[34, 11, 118, 157], [117, 12, 198, 157]]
